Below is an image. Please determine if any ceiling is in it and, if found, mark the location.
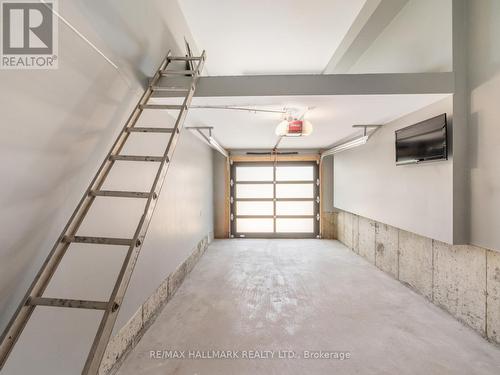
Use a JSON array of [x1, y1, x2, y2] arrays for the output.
[[150, 94, 450, 149], [178, 0, 367, 75], [169, 0, 450, 151]]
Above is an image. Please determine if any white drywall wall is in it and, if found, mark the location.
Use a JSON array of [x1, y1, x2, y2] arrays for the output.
[[349, 0, 452, 73], [0, 1, 213, 373], [2, 130, 213, 375], [334, 97, 453, 243], [114, 129, 213, 331], [467, 0, 500, 251]]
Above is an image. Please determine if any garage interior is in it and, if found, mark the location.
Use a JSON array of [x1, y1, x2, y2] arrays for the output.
[[1, 0, 500, 374]]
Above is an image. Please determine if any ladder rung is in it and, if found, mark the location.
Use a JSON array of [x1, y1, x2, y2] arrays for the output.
[[126, 127, 174, 133], [160, 70, 195, 76], [110, 155, 164, 162], [90, 190, 152, 199], [150, 86, 189, 92], [27, 297, 108, 310], [168, 56, 201, 61], [63, 235, 133, 246], [140, 104, 185, 110]]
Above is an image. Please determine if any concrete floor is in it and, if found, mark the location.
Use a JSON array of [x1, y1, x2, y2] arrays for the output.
[[117, 239, 500, 375]]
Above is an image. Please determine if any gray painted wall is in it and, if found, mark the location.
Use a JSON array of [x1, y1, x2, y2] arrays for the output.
[[0, 1, 213, 373], [349, 0, 452, 74], [334, 97, 454, 243], [467, 0, 500, 252]]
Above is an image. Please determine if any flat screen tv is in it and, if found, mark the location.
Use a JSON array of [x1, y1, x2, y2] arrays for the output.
[[395, 113, 448, 165]]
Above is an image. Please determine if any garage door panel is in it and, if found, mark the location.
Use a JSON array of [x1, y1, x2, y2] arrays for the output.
[[236, 201, 273, 216], [276, 218, 315, 233], [236, 184, 273, 199], [276, 165, 314, 181], [236, 166, 273, 182], [276, 183, 314, 198], [276, 201, 314, 216], [237, 218, 274, 233], [232, 162, 318, 238]]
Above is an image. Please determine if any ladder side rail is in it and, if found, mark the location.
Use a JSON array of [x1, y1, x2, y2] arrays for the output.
[[0, 51, 172, 369], [82, 51, 206, 375]]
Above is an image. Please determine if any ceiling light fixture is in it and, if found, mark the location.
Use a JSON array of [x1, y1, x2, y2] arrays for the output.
[[208, 137, 229, 157], [321, 124, 382, 157], [185, 126, 229, 157], [321, 135, 369, 156]]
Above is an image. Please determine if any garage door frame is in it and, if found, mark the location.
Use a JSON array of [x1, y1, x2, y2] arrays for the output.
[[230, 161, 320, 238]]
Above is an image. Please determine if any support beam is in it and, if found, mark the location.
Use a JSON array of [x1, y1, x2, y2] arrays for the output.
[[323, 0, 409, 74], [451, 0, 469, 244], [154, 72, 454, 98]]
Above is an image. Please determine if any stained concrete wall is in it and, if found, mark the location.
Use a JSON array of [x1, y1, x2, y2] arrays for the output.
[[399, 230, 433, 299], [375, 223, 399, 278], [0, 1, 214, 374], [357, 217, 375, 264], [433, 242, 486, 334], [335, 211, 500, 346]]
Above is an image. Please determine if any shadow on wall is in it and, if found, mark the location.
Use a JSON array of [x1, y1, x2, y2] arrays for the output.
[[0, 61, 139, 330], [0, 0, 197, 333], [467, 0, 500, 250], [73, 0, 185, 86], [468, 112, 479, 169], [467, 0, 500, 169], [467, 0, 500, 89]]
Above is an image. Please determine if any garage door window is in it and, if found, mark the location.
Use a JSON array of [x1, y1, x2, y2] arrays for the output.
[[230, 162, 319, 238]]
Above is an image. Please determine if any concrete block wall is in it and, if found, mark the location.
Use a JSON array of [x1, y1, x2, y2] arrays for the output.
[[399, 230, 433, 299], [374, 223, 398, 278], [334, 210, 500, 346], [357, 217, 375, 263]]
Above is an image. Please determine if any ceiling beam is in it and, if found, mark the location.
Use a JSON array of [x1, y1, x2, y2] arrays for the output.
[[153, 72, 454, 98], [323, 0, 409, 74]]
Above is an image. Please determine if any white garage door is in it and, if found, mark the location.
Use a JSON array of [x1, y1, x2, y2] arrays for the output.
[[230, 162, 319, 238]]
